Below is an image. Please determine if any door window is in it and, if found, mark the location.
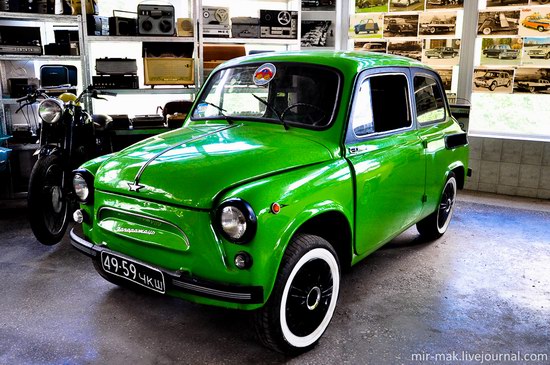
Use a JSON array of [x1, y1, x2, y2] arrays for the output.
[[413, 75, 446, 125], [350, 74, 411, 138]]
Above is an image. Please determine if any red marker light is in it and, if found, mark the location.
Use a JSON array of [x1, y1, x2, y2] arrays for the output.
[[271, 203, 281, 214]]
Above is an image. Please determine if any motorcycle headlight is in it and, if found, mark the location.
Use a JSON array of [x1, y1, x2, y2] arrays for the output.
[[216, 199, 257, 243], [73, 170, 93, 203], [38, 99, 64, 124]]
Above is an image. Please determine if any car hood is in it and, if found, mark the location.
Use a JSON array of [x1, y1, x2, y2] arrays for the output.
[[94, 123, 333, 209], [475, 76, 493, 81]]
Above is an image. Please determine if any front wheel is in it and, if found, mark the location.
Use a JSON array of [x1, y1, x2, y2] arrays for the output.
[[28, 154, 69, 245], [417, 173, 457, 241], [254, 234, 340, 354]]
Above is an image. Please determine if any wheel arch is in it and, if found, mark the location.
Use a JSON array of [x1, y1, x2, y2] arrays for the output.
[[448, 163, 465, 190]]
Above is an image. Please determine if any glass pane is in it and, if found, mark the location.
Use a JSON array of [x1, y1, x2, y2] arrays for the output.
[[351, 80, 375, 136], [414, 75, 446, 124]]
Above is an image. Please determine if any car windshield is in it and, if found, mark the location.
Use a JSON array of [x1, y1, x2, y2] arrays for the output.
[[191, 62, 340, 128], [485, 72, 498, 77]]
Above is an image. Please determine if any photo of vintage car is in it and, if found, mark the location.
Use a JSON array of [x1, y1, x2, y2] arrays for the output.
[[69, 51, 469, 355], [478, 11, 520, 35], [474, 70, 512, 91], [391, 0, 419, 6], [527, 44, 550, 59], [516, 78, 550, 92], [356, 41, 387, 52], [355, 0, 388, 12], [483, 44, 519, 59], [521, 15, 550, 32], [425, 47, 459, 58], [384, 15, 419, 37], [354, 18, 379, 34]]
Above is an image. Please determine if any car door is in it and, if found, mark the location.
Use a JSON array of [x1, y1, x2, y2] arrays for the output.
[[345, 68, 426, 257]]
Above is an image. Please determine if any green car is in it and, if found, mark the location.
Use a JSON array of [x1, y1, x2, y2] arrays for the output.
[[70, 51, 469, 354]]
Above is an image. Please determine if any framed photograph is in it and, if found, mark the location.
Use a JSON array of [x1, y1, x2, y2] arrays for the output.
[[301, 0, 336, 11], [434, 67, 454, 91], [472, 67, 514, 93], [389, 0, 424, 12], [355, 0, 388, 13], [480, 38, 522, 66], [349, 13, 384, 38], [426, 0, 463, 11], [477, 10, 521, 36], [486, 0, 528, 7], [388, 39, 422, 61], [513, 67, 550, 93], [419, 11, 457, 37], [519, 8, 550, 36], [423, 38, 461, 65], [301, 20, 335, 47], [354, 40, 388, 52], [383, 14, 419, 38], [522, 37, 550, 66]]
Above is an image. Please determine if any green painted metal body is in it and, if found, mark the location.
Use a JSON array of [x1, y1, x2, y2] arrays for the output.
[[77, 51, 469, 310]]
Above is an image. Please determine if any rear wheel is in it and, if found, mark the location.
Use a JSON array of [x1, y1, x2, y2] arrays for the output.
[[254, 234, 340, 354], [417, 173, 457, 241], [28, 154, 69, 245]]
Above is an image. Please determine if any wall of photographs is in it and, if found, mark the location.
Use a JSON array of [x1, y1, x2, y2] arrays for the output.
[[348, 0, 465, 95], [301, 1, 338, 49], [474, 1, 550, 96]]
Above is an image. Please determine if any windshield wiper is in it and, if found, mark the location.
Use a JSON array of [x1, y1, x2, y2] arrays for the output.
[[252, 94, 289, 130], [203, 101, 234, 125]]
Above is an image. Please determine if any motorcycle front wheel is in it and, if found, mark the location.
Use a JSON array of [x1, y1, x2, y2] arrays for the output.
[[28, 154, 69, 245]]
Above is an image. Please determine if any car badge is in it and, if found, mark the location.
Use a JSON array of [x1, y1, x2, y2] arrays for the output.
[[128, 182, 145, 192], [253, 63, 276, 86]]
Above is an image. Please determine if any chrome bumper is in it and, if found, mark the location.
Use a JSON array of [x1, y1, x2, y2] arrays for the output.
[[70, 228, 264, 304]]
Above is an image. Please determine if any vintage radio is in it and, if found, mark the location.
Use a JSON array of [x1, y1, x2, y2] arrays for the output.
[[87, 15, 109, 36], [109, 15, 138, 36], [143, 42, 194, 86], [231, 17, 260, 38], [0, 0, 18, 12], [176, 18, 193, 37], [203, 44, 246, 77], [8, 78, 39, 98], [138, 4, 175, 36], [0, 26, 42, 55], [132, 114, 165, 129], [40, 65, 77, 87], [260, 10, 298, 39], [92, 75, 139, 89], [96, 58, 138, 75], [202, 7, 230, 37], [36, 0, 55, 14]]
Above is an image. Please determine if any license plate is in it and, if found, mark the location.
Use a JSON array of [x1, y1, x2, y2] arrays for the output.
[[100, 251, 166, 294]]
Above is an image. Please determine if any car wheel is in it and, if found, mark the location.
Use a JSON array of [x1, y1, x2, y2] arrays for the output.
[[482, 27, 492, 35], [416, 172, 457, 241], [489, 81, 497, 91], [529, 86, 536, 93], [506, 80, 511, 88], [430, 27, 436, 34], [538, 26, 545, 32], [546, 52, 550, 59], [254, 234, 340, 355]]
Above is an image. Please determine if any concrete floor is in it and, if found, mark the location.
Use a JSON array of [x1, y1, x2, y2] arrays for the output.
[[0, 191, 549, 364]]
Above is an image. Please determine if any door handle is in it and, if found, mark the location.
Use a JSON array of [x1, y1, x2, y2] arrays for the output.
[[348, 145, 369, 154]]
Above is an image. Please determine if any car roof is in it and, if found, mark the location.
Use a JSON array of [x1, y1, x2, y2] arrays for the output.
[[220, 50, 427, 74]]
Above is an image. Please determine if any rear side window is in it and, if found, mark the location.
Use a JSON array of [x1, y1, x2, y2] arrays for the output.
[[350, 74, 411, 137], [414, 75, 446, 124]]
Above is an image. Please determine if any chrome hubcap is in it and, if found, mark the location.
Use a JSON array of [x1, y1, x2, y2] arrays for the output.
[[306, 286, 321, 311]]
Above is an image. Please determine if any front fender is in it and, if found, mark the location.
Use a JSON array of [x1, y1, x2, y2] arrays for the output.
[[34, 144, 60, 157], [215, 158, 354, 302]]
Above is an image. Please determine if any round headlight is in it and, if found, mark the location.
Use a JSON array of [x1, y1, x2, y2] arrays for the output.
[[221, 206, 247, 240], [73, 173, 89, 201], [217, 199, 257, 243], [38, 99, 63, 124]]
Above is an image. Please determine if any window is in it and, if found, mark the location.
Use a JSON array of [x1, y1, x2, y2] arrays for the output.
[[350, 74, 411, 137], [414, 75, 446, 124]]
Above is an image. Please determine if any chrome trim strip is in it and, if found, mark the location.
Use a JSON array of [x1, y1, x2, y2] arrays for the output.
[[98, 207, 190, 249], [171, 280, 252, 300], [70, 229, 97, 257], [131, 124, 238, 187]]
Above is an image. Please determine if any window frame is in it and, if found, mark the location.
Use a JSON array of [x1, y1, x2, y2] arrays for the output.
[[411, 69, 449, 128], [345, 67, 415, 145]]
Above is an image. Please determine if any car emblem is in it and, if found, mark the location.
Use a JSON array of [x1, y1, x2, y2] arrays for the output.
[[128, 182, 145, 192]]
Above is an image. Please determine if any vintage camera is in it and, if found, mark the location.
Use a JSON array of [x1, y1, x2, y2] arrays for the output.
[[202, 7, 230, 37], [138, 4, 175, 36], [260, 10, 298, 39]]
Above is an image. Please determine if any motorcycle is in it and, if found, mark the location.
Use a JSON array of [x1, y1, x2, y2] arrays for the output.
[[16, 86, 116, 245]]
